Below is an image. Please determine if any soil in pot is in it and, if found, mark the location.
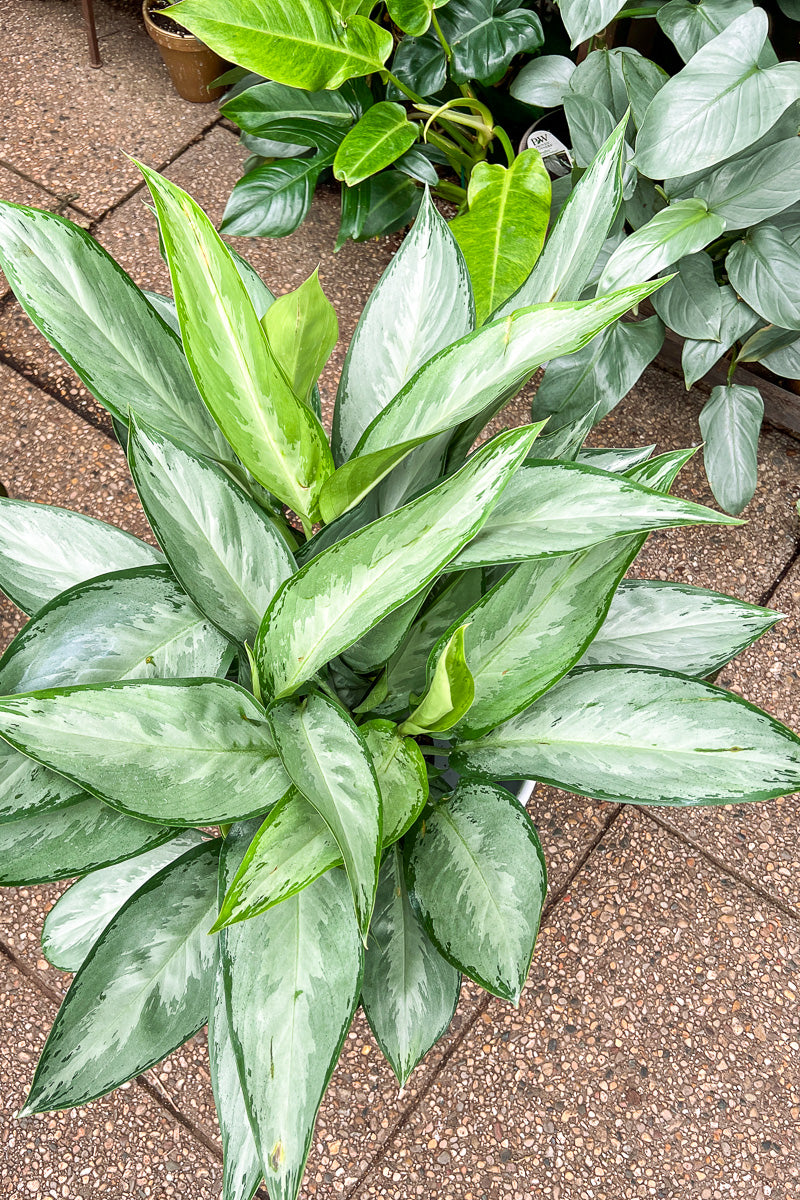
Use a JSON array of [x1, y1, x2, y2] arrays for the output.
[[147, 0, 193, 37]]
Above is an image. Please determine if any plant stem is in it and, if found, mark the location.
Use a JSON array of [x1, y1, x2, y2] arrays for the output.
[[425, 128, 474, 171], [384, 69, 426, 106], [494, 125, 516, 167], [431, 10, 452, 61], [434, 180, 468, 204]]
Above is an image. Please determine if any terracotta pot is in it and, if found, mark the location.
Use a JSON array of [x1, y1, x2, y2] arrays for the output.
[[142, 0, 225, 104]]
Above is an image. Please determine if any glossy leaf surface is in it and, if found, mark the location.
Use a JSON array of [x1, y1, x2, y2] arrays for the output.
[[360, 720, 428, 843], [694, 137, 800, 228], [450, 152, 551, 324], [269, 692, 381, 936], [500, 118, 627, 309], [334, 103, 417, 186], [726, 226, 800, 330], [0, 741, 84, 826], [356, 282, 664, 458], [387, 0, 435, 35], [453, 460, 738, 568], [698, 384, 764, 516], [0, 203, 226, 460], [400, 625, 474, 736], [41, 830, 204, 973], [173, 0, 393, 90], [598, 200, 724, 295], [510, 54, 575, 108], [129, 422, 294, 646], [580, 580, 780, 676], [0, 795, 174, 886], [635, 11, 800, 180], [221, 156, 327, 238], [452, 666, 800, 805], [557, 0, 627, 46], [222, 81, 354, 149], [650, 253, 722, 341], [23, 839, 219, 1113], [656, 0, 753, 61], [220, 826, 363, 1200], [0, 565, 232, 694], [0, 679, 291, 826], [362, 847, 460, 1085], [438, 0, 543, 83], [139, 164, 333, 525], [256, 426, 537, 697], [406, 782, 546, 1002], [262, 269, 338, 406], [334, 193, 474, 463], [0, 498, 162, 616]]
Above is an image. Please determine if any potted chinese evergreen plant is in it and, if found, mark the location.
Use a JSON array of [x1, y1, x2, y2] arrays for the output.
[[0, 125, 798, 1200]]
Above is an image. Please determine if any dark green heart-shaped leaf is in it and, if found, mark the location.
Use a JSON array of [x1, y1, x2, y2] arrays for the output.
[[22, 839, 219, 1113], [0, 679, 291, 826], [406, 782, 546, 1002], [438, 0, 543, 83], [220, 154, 330, 238], [362, 846, 460, 1085], [452, 666, 800, 805], [222, 81, 354, 150]]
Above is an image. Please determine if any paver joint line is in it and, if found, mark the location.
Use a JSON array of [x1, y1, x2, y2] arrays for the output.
[[645, 807, 800, 925], [757, 538, 800, 608], [341, 801, 624, 1200]]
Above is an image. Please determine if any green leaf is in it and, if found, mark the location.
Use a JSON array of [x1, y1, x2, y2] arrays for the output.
[[438, 0, 544, 84], [693, 138, 800, 228], [391, 30, 447, 96], [568, 48, 630, 122], [452, 458, 739, 569], [360, 720, 428, 842], [220, 156, 328, 238], [624, 445, 697, 492], [0, 741, 84, 827], [510, 54, 575, 108], [22, 840, 219, 1114], [452, 665, 800, 805], [137, 164, 333, 526], [450, 152, 551, 325], [0, 565, 233, 695], [563, 94, 616, 171], [760, 332, 800, 380], [577, 445, 655, 474], [219, 824, 363, 1200], [0, 795, 175, 886], [356, 282, 665, 459], [399, 624, 474, 735], [0, 203, 227, 460], [317, 436, 430, 524], [557, 0, 628, 46], [656, 0, 753, 62], [726, 226, 800, 329], [208, 943, 263, 1200], [532, 315, 664, 431], [366, 572, 483, 718], [333, 102, 418, 186], [0, 498, 162, 616], [0, 679, 292, 826], [41, 831, 203, 973], [256, 426, 537, 698], [448, 539, 639, 740], [222, 81, 354, 150], [356, 170, 422, 239], [336, 179, 371, 248], [128, 422, 294, 647], [262, 269, 339, 407], [698, 384, 764, 516], [620, 52, 668, 129], [406, 781, 546, 1002], [635, 10, 800, 180], [361, 846, 460, 1085], [598, 200, 724, 294], [681, 285, 758, 388], [334, 191, 474, 463], [269, 692, 381, 936], [650, 252, 722, 341], [580, 580, 781, 676], [342, 588, 433, 675], [387, 0, 435, 35], [494, 116, 627, 310], [172, 0, 392, 90]]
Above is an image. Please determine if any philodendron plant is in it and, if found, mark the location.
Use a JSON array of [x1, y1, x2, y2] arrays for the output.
[[513, 1, 800, 515], [1, 129, 800, 1200]]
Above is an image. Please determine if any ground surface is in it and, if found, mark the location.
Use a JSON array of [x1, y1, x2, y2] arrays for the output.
[[1, 3, 799, 1198]]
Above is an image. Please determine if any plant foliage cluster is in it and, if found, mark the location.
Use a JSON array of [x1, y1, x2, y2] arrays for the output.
[[0, 116, 799, 1200]]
